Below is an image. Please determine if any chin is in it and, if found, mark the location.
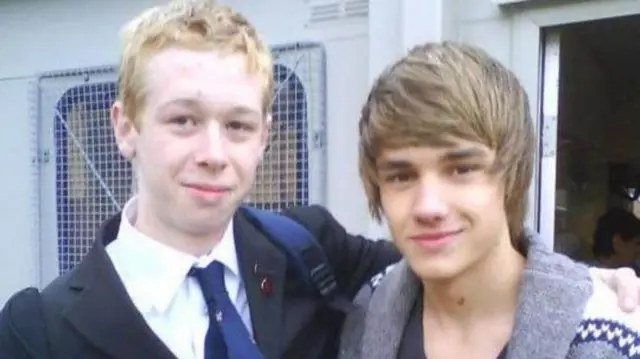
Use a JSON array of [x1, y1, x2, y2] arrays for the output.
[[182, 213, 232, 233], [409, 260, 462, 282]]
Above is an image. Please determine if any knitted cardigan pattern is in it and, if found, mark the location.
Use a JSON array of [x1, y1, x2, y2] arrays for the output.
[[569, 278, 640, 358]]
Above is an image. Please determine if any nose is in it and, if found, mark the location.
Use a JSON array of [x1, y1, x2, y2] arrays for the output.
[[413, 177, 449, 223], [195, 122, 228, 170]]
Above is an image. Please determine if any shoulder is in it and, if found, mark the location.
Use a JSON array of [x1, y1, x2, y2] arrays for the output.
[[0, 288, 46, 354], [41, 267, 75, 299], [570, 279, 640, 358], [279, 205, 354, 256], [523, 231, 593, 286], [340, 261, 418, 359], [339, 264, 399, 359], [366, 263, 399, 291], [350, 261, 410, 309], [280, 205, 341, 235], [1, 269, 75, 323], [1, 287, 41, 324]]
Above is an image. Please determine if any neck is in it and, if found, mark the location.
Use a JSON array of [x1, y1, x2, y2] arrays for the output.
[[133, 194, 227, 257], [421, 239, 525, 328]]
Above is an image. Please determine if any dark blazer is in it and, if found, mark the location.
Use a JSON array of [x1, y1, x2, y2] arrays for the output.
[[0, 205, 400, 359]]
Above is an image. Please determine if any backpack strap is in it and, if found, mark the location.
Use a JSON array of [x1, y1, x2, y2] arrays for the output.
[[241, 206, 355, 313]]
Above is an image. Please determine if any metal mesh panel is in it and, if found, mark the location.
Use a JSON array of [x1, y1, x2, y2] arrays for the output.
[[37, 71, 132, 274], [37, 43, 326, 275], [246, 43, 327, 211]]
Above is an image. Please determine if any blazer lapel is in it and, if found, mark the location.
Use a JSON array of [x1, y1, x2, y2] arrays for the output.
[[234, 211, 287, 359], [506, 238, 593, 359], [361, 261, 419, 359], [63, 214, 177, 359]]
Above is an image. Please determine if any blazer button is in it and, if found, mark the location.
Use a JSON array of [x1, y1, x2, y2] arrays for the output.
[[260, 277, 273, 296]]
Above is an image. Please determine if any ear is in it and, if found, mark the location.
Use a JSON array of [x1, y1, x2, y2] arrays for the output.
[[110, 101, 138, 161]]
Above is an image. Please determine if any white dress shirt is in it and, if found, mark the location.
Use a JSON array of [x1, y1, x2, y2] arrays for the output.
[[106, 198, 253, 359]]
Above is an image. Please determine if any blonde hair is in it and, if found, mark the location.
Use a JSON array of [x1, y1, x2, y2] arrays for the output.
[[359, 42, 535, 241], [118, 0, 273, 126]]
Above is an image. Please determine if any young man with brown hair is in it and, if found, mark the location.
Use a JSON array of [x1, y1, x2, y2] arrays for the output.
[[339, 42, 640, 359]]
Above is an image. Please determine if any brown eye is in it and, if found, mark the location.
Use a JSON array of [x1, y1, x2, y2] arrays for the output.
[[170, 116, 196, 127], [451, 164, 480, 176], [226, 120, 253, 132], [384, 172, 415, 183]]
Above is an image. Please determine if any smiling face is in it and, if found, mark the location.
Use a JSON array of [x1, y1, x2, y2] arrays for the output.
[[378, 139, 511, 280], [359, 43, 536, 269], [112, 47, 269, 238]]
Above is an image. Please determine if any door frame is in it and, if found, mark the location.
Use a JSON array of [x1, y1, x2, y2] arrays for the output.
[[508, 0, 640, 249], [538, 31, 560, 249]]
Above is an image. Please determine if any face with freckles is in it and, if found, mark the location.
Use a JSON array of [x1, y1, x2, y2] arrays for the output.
[[377, 139, 512, 281], [111, 47, 269, 238]]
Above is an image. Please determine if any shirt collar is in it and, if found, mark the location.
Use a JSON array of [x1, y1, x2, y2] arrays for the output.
[[107, 197, 239, 313]]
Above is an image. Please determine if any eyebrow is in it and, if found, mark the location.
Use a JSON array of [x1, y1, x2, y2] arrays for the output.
[[159, 98, 261, 117], [442, 147, 487, 162], [224, 106, 261, 118], [156, 98, 204, 115], [376, 147, 489, 171], [377, 159, 414, 172], [159, 98, 200, 109]]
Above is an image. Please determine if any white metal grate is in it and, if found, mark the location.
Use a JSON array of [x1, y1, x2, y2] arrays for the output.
[[36, 43, 327, 275], [35, 69, 130, 277], [246, 43, 326, 211]]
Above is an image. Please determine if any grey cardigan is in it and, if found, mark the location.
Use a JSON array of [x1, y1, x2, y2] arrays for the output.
[[339, 233, 640, 359]]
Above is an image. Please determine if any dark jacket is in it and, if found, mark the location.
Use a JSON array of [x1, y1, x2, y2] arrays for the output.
[[0, 205, 400, 359]]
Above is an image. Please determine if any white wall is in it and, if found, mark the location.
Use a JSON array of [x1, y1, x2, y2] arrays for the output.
[[454, 0, 512, 66], [0, 0, 372, 302]]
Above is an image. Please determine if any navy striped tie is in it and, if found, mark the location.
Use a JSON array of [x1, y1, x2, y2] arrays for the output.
[[189, 261, 265, 359]]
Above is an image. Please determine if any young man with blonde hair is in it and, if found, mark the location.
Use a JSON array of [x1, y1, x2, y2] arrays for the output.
[[339, 42, 640, 359], [1, 2, 639, 359]]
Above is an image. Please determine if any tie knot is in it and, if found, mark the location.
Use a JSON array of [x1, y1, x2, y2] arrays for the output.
[[189, 261, 227, 300], [189, 260, 225, 277], [188, 266, 203, 278]]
